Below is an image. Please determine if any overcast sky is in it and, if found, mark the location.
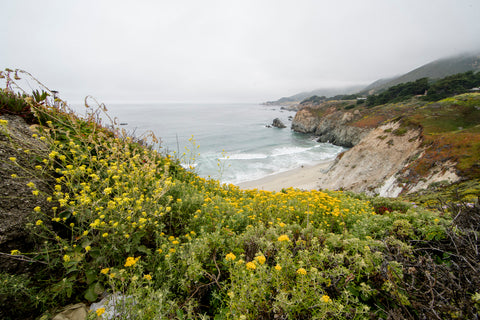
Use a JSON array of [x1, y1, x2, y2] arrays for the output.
[[2, 0, 480, 103]]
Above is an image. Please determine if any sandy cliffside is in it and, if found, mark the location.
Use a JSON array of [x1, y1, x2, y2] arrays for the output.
[[317, 122, 460, 197]]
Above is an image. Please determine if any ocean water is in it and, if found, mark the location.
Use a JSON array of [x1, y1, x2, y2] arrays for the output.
[[74, 102, 344, 184]]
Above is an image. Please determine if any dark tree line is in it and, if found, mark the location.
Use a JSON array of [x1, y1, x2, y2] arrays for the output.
[[366, 71, 480, 107], [366, 78, 429, 107], [423, 70, 480, 101]]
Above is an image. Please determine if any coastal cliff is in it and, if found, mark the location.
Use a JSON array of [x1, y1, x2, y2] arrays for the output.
[[292, 103, 370, 147], [291, 94, 480, 196], [317, 122, 459, 197]]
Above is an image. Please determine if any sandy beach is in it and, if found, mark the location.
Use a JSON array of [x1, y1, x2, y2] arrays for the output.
[[237, 160, 334, 192]]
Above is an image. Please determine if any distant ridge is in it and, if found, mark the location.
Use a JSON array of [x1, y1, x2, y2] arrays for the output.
[[362, 52, 480, 94], [266, 52, 480, 104], [264, 85, 365, 105]]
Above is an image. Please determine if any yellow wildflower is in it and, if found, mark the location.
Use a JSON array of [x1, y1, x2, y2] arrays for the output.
[[34, 206, 41, 213], [85, 246, 91, 252], [246, 262, 256, 270], [10, 249, 20, 255], [274, 264, 282, 271], [277, 234, 290, 242], [124, 256, 140, 267], [296, 268, 307, 275], [157, 248, 163, 254], [35, 220, 43, 226], [256, 255, 266, 265], [63, 255, 71, 262], [100, 268, 110, 274], [225, 252, 236, 261], [320, 295, 332, 303], [96, 307, 106, 316], [143, 274, 152, 281], [9, 157, 16, 162]]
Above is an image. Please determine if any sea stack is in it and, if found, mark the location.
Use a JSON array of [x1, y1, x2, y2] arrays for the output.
[[272, 118, 286, 128]]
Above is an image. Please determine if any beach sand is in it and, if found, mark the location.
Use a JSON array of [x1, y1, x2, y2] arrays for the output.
[[237, 160, 334, 192]]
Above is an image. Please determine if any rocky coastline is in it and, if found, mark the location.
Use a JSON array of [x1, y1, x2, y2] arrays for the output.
[[292, 106, 369, 147], [289, 99, 464, 197]]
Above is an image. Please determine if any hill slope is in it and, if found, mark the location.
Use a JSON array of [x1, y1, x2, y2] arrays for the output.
[[264, 85, 365, 105], [363, 52, 480, 94], [267, 52, 480, 105]]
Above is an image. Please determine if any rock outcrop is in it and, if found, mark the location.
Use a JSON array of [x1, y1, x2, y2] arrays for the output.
[[292, 106, 370, 147], [0, 115, 52, 274], [272, 118, 286, 128]]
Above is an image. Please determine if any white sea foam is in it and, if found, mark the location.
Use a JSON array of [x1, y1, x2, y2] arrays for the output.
[[223, 153, 269, 160], [271, 146, 311, 157]]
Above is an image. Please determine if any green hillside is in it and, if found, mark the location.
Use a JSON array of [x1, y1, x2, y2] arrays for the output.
[[363, 52, 480, 94]]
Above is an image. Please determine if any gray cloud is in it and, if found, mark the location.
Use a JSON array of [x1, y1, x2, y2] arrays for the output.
[[2, 0, 480, 103]]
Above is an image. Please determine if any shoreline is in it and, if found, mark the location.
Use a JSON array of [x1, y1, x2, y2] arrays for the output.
[[237, 159, 334, 192]]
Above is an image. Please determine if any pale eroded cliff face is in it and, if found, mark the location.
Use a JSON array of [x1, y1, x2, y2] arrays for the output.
[[291, 100, 464, 196], [316, 122, 460, 197]]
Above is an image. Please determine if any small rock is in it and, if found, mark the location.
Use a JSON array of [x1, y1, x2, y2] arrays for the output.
[[272, 118, 286, 128]]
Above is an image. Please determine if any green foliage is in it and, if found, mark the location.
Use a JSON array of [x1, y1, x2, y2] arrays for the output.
[[423, 70, 480, 101], [32, 90, 50, 103], [300, 95, 326, 104], [0, 89, 35, 122], [366, 71, 480, 107], [366, 77, 429, 107], [0, 273, 45, 320]]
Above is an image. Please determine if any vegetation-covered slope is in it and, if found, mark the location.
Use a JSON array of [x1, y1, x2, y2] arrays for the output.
[[1, 72, 479, 319], [362, 52, 480, 94]]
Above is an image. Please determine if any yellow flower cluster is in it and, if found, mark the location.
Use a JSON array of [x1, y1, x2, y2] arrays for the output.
[[246, 261, 256, 270], [124, 256, 140, 267], [255, 255, 266, 265], [225, 252, 236, 261], [96, 307, 106, 316], [296, 268, 307, 275]]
